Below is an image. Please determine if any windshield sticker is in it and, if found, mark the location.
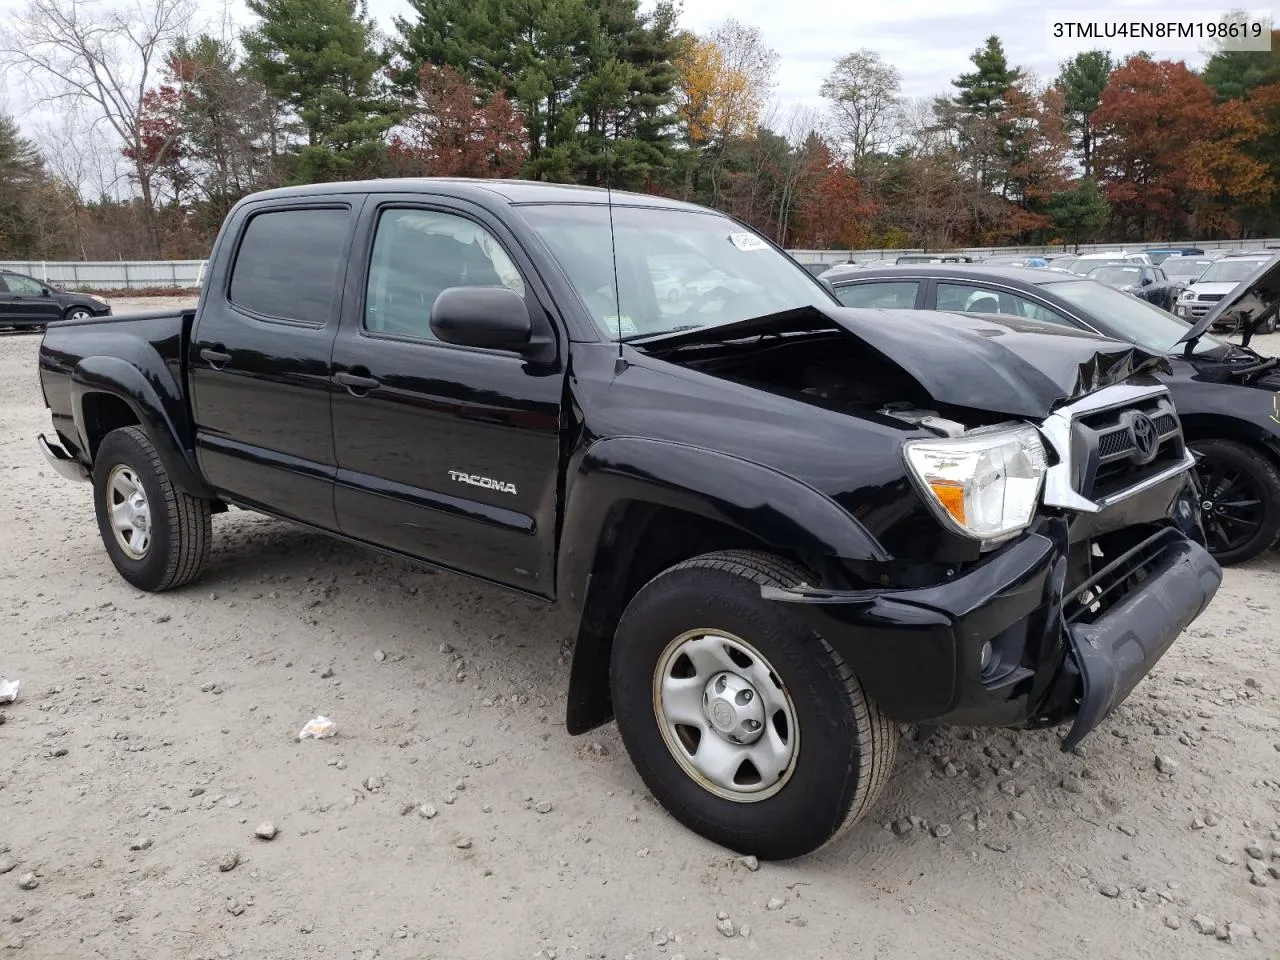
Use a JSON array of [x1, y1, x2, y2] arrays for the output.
[[606, 314, 639, 337], [728, 232, 767, 252]]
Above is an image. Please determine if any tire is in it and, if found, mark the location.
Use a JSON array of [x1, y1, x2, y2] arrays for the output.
[[65, 308, 93, 321], [92, 426, 212, 591], [610, 549, 897, 859], [1192, 438, 1280, 565]]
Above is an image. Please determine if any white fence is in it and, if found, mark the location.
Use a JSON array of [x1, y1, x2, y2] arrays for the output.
[[788, 238, 1280, 265], [7, 237, 1280, 289], [0, 260, 206, 290]]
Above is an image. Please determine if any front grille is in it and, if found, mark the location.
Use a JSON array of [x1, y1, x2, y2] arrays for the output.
[[1196, 293, 1226, 303], [1040, 383, 1194, 513], [1074, 395, 1186, 502]]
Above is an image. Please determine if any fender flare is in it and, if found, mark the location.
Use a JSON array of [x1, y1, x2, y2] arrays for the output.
[[558, 436, 890, 733], [71, 356, 213, 498]]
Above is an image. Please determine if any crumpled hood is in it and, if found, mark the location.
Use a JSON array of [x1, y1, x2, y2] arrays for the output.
[[634, 304, 1169, 420]]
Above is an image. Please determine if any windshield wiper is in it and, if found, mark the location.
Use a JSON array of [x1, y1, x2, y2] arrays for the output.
[[620, 324, 706, 343]]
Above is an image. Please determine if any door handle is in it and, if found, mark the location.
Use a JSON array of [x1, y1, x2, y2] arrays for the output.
[[200, 346, 231, 368], [334, 370, 381, 395]]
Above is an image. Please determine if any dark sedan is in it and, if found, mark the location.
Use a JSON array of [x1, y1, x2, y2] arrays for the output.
[[0, 269, 112, 329], [1085, 263, 1183, 311], [820, 263, 1280, 564]]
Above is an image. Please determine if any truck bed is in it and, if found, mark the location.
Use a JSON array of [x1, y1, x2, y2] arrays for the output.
[[39, 309, 196, 464]]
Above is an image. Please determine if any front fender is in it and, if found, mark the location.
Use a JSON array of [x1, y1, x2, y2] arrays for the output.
[[71, 356, 212, 497], [558, 436, 891, 605], [556, 436, 891, 734]]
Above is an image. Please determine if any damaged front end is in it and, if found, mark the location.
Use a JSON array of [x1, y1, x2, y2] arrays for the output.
[[767, 372, 1220, 749]]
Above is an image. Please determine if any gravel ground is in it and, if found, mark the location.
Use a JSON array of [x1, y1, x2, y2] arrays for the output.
[[2, 301, 1278, 959]]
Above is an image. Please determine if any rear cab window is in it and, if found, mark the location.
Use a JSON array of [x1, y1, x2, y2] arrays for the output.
[[229, 207, 351, 324]]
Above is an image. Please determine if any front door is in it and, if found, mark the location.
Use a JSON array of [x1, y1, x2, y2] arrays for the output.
[[0, 273, 62, 325], [188, 201, 360, 530], [330, 201, 565, 595]]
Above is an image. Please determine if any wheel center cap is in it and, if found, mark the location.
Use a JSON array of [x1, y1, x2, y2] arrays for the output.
[[702, 672, 766, 744], [1202, 500, 1213, 510]]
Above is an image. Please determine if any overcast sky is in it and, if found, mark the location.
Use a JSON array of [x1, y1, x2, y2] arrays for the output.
[[0, 0, 1244, 138]]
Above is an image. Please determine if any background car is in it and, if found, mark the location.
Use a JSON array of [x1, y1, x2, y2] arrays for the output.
[[1161, 255, 1215, 285], [1174, 253, 1277, 330], [0, 269, 111, 329], [819, 262, 1280, 564], [1066, 251, 1153, 273], [894, 253, 975, 264], [1144, 247, 1204, 264], [1085, 263, 1183, 311]]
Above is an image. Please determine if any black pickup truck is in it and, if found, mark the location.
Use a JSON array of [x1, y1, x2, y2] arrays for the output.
[[37, 179, 1222, 859]]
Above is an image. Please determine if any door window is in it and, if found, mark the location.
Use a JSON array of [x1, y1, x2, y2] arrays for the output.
[[229, 207, 350, 324], [364, 209, 526, 341], [833, 281, 920, 309], [4, 274, 43, 295], [936, 282, 1074, 326]]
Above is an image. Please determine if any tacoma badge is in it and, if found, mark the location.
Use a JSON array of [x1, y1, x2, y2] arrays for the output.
[[448, 470, 518, 495]]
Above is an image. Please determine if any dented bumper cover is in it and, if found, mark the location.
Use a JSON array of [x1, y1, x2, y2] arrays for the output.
[[763, 513, 1221, 748]]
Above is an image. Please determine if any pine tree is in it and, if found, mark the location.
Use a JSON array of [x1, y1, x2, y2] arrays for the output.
[[242, 0, 398, 182], [1054, 50, 1113, 176], [393, 0, 681, 188]]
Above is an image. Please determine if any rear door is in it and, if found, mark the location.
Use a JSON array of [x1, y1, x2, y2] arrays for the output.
[[188, 199, 361, 530], [1, 273, 62, 325], [329, 197, 566, 595], [831, 278, 925, 309]]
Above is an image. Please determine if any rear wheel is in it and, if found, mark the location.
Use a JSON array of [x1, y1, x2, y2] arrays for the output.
[[610, 550, 897, 859], [92, 426, 212, 590], [1193, 439, 1280, 565]]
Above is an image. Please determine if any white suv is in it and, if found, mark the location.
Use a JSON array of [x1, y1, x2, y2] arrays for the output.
[[1175, 253, 1275, 325]]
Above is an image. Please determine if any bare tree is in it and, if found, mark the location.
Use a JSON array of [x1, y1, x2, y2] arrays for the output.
[[2, 0, 197, 255], [820, 49, 903, 174], [706, 19, 779, 142]]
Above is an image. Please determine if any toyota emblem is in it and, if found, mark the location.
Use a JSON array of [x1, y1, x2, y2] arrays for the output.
[[1129, 412, 1159, 464]]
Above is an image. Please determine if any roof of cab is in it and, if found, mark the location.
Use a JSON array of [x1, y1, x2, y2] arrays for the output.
[[237, 177, 707, 210]]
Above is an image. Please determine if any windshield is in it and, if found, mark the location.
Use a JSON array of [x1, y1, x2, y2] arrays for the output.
[[1199, 258, 1271, 283], [1162, 258, 1213, 279], [1051, 279, 1224, 355], [1088, 265, 1143, 287], [520, 204, 831, 339]]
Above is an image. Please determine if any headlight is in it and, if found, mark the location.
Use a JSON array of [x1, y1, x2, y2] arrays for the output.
[[1178, 291, 1195, 302], [90, 296, 108, 305], [903, 424, 1047, 547]]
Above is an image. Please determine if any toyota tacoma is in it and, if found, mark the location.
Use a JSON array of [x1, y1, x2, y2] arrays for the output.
[[36, 179, 1222, 859]]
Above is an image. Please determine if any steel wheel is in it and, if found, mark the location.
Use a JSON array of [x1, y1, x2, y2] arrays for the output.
[[106, 464, 152, 559], [1196, 454, 1266, 556], [653, 628, 799, 802]]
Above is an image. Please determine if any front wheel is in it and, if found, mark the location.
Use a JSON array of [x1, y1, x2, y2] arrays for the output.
[[65, 308, 93, 321], [610, 550, 897, 859], [1193, 438, 1280, 565], [92, 426, 212, 590]]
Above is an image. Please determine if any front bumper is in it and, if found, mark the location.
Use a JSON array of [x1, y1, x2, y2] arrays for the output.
[[38, 433, 90, 482], [763, 520, 1221, 749]]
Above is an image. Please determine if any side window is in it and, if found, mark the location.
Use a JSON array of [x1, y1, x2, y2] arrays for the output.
[[6, 274, 43, 295], [229, 207, 349, 323], [937, 282, 1073, 327], [364, 209, 526, 341], [834, 281, 919, 309]]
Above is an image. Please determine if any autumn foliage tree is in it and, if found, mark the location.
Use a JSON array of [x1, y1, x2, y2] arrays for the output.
[[388, 65, 527, 177], [1093, 56, 1272, 239], [792, 142, 878, 248]]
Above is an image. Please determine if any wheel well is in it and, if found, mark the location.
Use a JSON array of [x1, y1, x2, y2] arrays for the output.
[[82, 393, 141, 460], [566, 502, 809, 734], [1180, 416, 1280, 468]]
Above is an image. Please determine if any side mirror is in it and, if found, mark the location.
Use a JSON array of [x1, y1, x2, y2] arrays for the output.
[[41, 286, 52, 296], [430, 286, 533, 351], [1141, 276, 1153, 286]]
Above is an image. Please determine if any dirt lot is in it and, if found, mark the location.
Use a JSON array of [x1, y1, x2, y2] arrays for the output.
[[2, 302, 1278, 959]]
